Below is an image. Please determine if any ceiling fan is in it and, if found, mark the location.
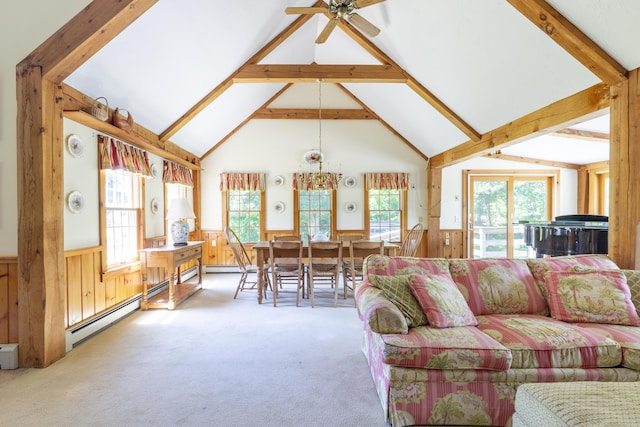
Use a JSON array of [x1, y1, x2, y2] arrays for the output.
[[286, 0, 386, 44]]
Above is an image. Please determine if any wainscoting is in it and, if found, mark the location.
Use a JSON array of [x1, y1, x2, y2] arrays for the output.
[[0, 258, 18, 344]]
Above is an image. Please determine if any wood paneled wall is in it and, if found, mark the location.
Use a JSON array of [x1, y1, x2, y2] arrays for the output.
[[0, 258, 19, 343]]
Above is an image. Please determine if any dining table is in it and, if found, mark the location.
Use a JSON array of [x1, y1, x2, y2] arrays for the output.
[[252, 240, 399, 304]]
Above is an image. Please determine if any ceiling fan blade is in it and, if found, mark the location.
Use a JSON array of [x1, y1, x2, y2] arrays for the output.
[[316, 18, 339, 44], [285, 7, 328, 15], [348, 13, 381, 37], [353, 0, 386, 9]]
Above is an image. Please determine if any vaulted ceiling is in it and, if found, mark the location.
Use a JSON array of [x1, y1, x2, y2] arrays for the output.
[[63, 0, 640, 167]]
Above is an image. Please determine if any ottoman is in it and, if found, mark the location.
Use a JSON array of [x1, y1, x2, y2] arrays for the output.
[[513, 382, 640, 426]]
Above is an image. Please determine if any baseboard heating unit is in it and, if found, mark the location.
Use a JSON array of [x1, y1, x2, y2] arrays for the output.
[[65, 267, 197, 352]]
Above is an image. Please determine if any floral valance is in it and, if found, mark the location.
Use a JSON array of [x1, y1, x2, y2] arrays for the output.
[[365, 172, 409, 190], [99, 135, 152, 177], [163, 160, 194, 186], [292, 173, 340, 190], [219, 173, 265, 191]]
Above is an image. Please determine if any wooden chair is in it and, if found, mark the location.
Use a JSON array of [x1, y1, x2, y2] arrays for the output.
[[269, 240, 305, 307], [224, 227, 269, 299], [273, 234, 305, 295], [307, 241, 342, 307], [399, 223, 424, 257], [343, 240, 384, 304]]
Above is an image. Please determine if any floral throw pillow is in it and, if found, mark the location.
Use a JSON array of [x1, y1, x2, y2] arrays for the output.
[[545, 270, 640, 326], [409, 273, 478, 328], [369, 274, 428, 328]]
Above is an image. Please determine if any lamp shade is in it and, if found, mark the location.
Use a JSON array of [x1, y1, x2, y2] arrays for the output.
[[166, 198, 195, 220]]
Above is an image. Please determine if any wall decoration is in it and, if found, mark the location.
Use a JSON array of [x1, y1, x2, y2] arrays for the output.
[[150, 198, 159, 214], [274, 201, 285, 213], [66, 134, 85, 158], [273, 175, 284, 186], [150, 163, 159, 178], [344, 176, 357, 188], [304, 149, 323, 164], [345, 202, 357, 213], [67, 191, 85, 214]]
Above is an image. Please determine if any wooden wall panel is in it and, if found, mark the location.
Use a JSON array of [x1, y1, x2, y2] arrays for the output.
[[0, 259, 19, 343]]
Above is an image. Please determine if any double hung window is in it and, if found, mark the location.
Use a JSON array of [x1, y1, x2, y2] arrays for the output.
[[104, 169, 141, 266]]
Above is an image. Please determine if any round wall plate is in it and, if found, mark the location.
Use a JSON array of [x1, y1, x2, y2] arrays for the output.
[[345, 202, 357, 213], [67, 191, 85, 214], [273, 175, 284, 186], [67, 134, 85, 158], [274, 201, 285, 213], [344, 176, 357, 188], [150, 198, 159, 214], [150, 163, 159, 178]]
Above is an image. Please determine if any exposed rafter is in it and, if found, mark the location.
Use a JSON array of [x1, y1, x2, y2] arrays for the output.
[[232, 64, 405, 83], [551, 128, 609, 142], [253, 109, 376, 120], [483, 152, 580, 170], [506, 0, 627, 84]]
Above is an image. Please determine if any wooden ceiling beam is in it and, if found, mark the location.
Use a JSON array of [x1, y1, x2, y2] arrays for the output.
[[159, 11, 317, 142], [232, 64, 405, 83], [20, 0, 158, 83], [506, 0, 627, 84], [430, 83, 611, 168], [253, 108, 376, 120], [551, 128, 609, 142], [335, 19, 482, 142], [483, 152, 580, 170]]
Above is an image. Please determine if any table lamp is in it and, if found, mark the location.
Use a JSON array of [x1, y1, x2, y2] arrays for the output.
[[166, 198, 195, 246]]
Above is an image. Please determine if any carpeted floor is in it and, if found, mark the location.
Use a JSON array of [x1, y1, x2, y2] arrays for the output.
[[0, 273, 386, 426]]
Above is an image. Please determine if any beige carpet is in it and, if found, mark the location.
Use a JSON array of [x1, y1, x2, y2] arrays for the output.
[[0, 274, 385, 426]]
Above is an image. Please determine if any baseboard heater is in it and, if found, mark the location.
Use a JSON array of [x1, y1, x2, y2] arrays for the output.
[[205, 265, 241, 273], [65, 267, 198, 352]]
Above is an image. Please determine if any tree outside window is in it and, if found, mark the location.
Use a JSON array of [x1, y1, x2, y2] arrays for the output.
[[368, 189, 401, 242], [299, 190, 332, 241], [227, 190, 260, 242]]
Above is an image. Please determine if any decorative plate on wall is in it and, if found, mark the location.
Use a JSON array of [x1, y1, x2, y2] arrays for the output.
[[66, 134, 85, 158], [150, 198, 159, 214], [345, 202, 357, 213], [67, 191, 85, 214], [274, 201, 285, 213], [150, 163, 159, 178], [304, 149, 323, 165], [344, 176, 357, 188], [273, 175, 284, 186]]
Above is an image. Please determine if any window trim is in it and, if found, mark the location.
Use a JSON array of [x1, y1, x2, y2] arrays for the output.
[[221, 189, 266, 242], [294, 189, 337, 240], [364, 188, 407, 243]]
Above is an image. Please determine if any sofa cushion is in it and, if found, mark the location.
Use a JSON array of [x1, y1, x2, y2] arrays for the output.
[[448, 258, 548, 315], [526, 254, 619, 299], [380, 325, 512, 370], [369, 274, 429, 328], [545, 270, 640, 326], [622, 269, 640, 317], [364, 255, 450, 279], [476, 314, 621, 369], [574, 323, 640, 371], [356, 283, 409, 334], [409, 273, 478, 328]]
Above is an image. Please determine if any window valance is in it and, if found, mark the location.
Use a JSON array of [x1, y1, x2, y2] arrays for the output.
[[163, 160, 194, 186], [99, 135, 152, 177], [292, 173, 340, 190], [365, 172, 409, 190], [219, 173, 265, 191]]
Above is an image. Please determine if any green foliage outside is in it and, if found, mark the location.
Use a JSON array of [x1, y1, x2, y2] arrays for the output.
[[228, 190, 260, 242], [369, 189, 401, 241]]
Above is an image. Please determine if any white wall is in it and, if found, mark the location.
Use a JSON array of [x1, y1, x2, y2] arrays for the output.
[[1, 0, 91, 256], [201, 119, 429, 232]]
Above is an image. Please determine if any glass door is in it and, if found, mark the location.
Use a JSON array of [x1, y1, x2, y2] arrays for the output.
[[470, 176, 552, 258]]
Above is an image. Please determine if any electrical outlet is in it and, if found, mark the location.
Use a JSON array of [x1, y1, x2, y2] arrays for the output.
[[211, 240, 216, 247]]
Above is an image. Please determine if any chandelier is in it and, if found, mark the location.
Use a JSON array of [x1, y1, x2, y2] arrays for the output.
[[309, 79, 343, 190]]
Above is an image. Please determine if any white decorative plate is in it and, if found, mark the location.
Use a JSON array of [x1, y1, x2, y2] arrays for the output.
[[150, 163, 159, 178], [344, 176, 357, 188], [273, 175, 284, 186], [274, 201, 285, 213], [304, 149, 323, 165], [345, 202, 357, 213], [67, 134, 85, 158], [67, 191, 85, 214], [150, 198, 159, 214]]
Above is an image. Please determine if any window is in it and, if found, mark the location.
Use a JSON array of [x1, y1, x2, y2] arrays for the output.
[[227, 190, 261, 242], [368, 189, 402, 242], [298, 190, 333, 241], [104, 169, 141, 266]]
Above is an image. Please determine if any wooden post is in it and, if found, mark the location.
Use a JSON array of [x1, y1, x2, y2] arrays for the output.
[[576, 167, 588, 214], [427, 165, 442, 257], [609, 68, 640, 269]]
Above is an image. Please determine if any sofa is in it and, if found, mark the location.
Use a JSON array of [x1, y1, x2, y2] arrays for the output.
[[356, 254, 640, 426]]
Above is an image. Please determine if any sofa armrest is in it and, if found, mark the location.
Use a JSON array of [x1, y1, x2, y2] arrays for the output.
[[356, 282, 408, 334], [622, 269, 640, 315]]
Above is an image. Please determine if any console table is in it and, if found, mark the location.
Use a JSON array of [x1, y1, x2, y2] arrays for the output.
[[139, 241, 204, 310]]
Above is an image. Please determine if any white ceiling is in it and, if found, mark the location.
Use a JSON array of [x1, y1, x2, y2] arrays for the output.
[[63, 0, 640, 165]]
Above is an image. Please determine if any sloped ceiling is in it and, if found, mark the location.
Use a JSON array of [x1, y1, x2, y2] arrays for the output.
[[63, 0, 640, 165]]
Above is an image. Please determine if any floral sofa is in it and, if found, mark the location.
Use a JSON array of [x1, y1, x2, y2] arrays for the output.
[[356, 254, 640, 426]]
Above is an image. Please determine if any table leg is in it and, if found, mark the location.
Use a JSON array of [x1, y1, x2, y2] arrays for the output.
[[141, 253, 149, 310], [168, 274, 176, 310], [257, 248, 265, 304]]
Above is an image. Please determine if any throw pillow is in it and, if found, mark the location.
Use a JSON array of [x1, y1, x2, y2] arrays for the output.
[[368, 274, 428, 327], [545, 270, 640, 326], [409, 273, 478, 328]]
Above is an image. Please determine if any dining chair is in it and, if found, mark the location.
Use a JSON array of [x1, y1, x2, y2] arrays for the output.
[[273, 234, 305, 296], [307, 241, 342, 307], [224, 227, 269, 299], [269, 240, 305, 307], [399, 223, 424, 257], [343, 240, 384, 305]]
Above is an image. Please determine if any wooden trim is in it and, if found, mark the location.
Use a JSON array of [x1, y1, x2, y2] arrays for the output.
[[427, 166, 442, 257], [252, 108, 376, 120], [430, 83, 611, 167], [483, 153, 580, 170], [232, 64, 406, 83], [506, 0, 627, 85], [551, 128, 609, 142]]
